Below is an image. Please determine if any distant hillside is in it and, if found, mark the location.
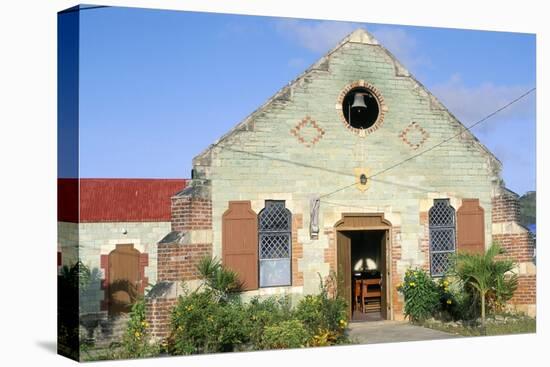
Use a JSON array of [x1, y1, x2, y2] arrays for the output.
[[519, 191, 536, 227]]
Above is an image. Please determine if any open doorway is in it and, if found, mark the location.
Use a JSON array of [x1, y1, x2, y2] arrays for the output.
[[335, 213, 391, 322], [349, 230, 386, 321]]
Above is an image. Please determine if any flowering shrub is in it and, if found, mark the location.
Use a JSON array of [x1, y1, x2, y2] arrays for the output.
[[294, 274, 349, 345], [119, 298, 160, 358], [397, 268, 440, 322]]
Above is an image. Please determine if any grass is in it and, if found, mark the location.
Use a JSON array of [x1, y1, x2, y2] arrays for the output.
[[421, 316, 536, 336]]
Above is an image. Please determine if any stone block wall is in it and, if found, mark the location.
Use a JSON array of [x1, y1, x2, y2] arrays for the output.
[[57, 221, 79, 267], [191, 33, 500, 309], [76, 221, 170, 314]]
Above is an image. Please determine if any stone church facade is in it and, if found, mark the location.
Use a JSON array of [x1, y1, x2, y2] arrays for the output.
[[140, 29, 535, 338]]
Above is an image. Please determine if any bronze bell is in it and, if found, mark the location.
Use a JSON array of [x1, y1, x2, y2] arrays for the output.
[[351, 92, 367, 109]]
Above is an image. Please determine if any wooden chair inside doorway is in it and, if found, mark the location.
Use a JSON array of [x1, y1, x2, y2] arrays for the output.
[[362, 278, 382, 313]]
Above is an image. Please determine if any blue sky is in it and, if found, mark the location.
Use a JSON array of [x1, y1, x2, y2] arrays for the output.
[[77, 6, 536, 194]]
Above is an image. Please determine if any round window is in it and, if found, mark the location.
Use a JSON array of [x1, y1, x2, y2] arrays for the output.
[[342, 87, 380, 129], [337, 81, 386, 136]]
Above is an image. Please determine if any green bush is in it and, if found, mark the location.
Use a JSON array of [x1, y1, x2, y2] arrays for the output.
[[168, 289, 248, 355], [244, 296, 292, 349], [294, 274, 349, 345], [260, 320, 309, 349], [167, 259, 351, 354], [435, 276, 479, 321], [397, 268, 440, 322]]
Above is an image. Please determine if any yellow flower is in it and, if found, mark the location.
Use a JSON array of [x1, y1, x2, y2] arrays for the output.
[[409, 282, 416, 287], [443, 280, 449, 286], [134, 331, 141, 337], [446, 299, 452, 305]]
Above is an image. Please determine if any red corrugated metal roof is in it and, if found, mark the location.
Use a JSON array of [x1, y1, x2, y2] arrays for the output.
[[58, 178, 187, 223]]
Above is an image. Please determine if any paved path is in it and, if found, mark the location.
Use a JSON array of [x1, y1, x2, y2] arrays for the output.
[[348, 320, 460, 344]]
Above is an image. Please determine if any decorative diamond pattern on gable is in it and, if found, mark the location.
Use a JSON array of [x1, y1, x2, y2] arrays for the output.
[[290, 116, 325, 147], [399, 121, 429, 150]]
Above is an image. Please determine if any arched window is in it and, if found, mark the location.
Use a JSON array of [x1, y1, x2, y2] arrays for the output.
[[258, 200, 292, 287], [429, 199, 456, 276]]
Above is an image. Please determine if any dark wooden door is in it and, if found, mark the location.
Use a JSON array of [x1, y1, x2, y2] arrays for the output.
[[380, 230, 388, 319], [337, 231, 352, 319], [222, 201, 258, 290], [108, 244, 140, 315]]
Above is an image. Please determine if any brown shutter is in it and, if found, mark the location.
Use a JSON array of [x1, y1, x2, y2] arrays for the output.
[[222, 201, 258, 290], [457, 199, 485, 254]]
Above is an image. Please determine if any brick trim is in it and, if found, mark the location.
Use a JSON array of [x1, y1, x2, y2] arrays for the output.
[[390, 226, 403, 319], [324, 229, 336, 273], [336, 80, 387, 136], [291, 214, 304, 286]]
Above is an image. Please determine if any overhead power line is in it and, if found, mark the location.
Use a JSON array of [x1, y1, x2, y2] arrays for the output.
[[368, 87, 536, 179], [320, 86, 536, 199]]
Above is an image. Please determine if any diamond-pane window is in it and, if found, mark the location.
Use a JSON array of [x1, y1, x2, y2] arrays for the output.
[[429, 199, 456, 276], [259, 201, 292, 287]]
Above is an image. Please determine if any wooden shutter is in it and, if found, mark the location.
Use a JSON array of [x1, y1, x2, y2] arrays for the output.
[[222, 201, 258, 290], [457, 199, 485, 254]]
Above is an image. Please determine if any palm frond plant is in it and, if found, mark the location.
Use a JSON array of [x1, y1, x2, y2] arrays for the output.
[[196, 257, 243, 302], [449, 243, 518, 328]]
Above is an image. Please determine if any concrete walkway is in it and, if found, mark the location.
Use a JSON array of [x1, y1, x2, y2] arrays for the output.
[[348, 320, 460, 344]]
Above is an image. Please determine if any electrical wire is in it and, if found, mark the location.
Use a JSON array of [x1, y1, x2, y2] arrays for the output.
[[319, 87, 536, 199]]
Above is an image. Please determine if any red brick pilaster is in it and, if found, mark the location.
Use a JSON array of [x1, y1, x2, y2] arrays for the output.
[[145, 296, 178, 341], [292, 214, 304, 286], [171, 196, 212, 232], [492, 188, 536, 315], [324, 229, 336, 273], [157, 243, 212, 282], [391, 226, 403, 319]]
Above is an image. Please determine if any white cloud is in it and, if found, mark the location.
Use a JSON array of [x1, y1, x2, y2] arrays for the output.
[[431, 74, 535, 131], [371, 27, 431, 70], [431, 75, 536, 193], [275, 19, 358, 53], [274, 20, 430, 73]]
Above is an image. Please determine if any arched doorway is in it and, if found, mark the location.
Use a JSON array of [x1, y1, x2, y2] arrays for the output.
[[107, 244, 142, 315]]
